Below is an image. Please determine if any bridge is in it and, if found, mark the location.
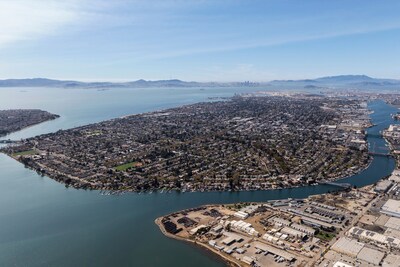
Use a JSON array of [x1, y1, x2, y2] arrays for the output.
[[366, 133, 382, 138], [368, 152, 392, 157], [320, 181, 353, 189]]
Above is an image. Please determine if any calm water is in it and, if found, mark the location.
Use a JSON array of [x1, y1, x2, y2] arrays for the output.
[[0, 88, 397, 267]]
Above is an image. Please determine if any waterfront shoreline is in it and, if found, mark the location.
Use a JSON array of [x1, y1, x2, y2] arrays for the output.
[[154, 185, 380, 267], [155, 216, 241, 267]]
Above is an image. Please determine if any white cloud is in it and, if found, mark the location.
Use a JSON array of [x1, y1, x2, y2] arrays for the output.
[[0, 0, 86, 47]]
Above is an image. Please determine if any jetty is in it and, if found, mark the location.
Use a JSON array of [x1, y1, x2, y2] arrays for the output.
[[321, 181, 352, 189]]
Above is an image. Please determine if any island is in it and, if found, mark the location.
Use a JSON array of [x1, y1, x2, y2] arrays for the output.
[[156, 174, 400, 267], [0, 109, 59, 137], [1, 95, 371, 192]]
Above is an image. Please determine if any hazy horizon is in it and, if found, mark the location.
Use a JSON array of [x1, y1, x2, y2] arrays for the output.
[[0, 74, 398, 84]]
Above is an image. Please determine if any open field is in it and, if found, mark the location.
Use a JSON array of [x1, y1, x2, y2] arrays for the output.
[[114, 162, 141, 171]]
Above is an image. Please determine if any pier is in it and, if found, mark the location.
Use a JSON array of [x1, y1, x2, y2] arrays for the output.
[[368, 152, 392, 157], [366, 133, 382, 138], [320, 181, 353, 189]]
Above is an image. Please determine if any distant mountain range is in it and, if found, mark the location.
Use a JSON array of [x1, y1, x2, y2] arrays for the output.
[[0, 75, 399, 89], [269, 75, 400, 88]]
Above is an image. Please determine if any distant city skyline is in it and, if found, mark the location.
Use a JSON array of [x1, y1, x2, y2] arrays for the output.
[[1, 0, 400, 82]]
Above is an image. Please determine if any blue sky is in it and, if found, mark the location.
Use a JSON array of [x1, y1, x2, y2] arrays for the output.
[[1, 0, 400, 82]]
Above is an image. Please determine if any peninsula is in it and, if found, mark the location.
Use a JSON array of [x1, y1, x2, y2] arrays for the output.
[[156, 176, 400, 267], [1, 95, 371, 192], [0, 109, 59, 137]]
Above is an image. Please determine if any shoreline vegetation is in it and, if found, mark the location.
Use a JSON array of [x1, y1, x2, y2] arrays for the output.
[[1, 94, 373, 193]]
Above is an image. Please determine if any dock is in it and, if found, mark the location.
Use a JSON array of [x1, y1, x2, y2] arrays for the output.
[[321, 181, 353, 189]]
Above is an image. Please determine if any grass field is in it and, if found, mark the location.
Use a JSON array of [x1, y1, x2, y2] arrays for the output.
[[12, 150, 38, 156], [316, 231, 336, 241], [114, 162, 141, 171]]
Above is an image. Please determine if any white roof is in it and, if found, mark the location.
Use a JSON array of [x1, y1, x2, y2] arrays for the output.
[[385, 217, 400, 231], [383, 254, 400, 267], [253, 241, 295, 261], [331, 237, 364, 257], [357, 247, 385, 265], [333, 262, 353, 267], [381, 199, 400, 217]]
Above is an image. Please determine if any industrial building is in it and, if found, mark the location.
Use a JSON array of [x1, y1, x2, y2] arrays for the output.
[[384, 217, 400, 231], [331, 237, 364, 257], [381, 199, 400, 218], [281, 227, 307, 239], [189, 225, 207, 235], [233, 211, 249, 220], [383, 254, 400, 267], [348, 227, 400, 248], [253, 241, 295, 262], [271, 217, 291, 227], [290, 223, 316, 236], [375, 180, 393, 193], [357, 247, 385, 265], [333, 261, 353, 267]]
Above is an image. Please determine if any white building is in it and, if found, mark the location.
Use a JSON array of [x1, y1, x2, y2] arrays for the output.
[[381, 199, 400, 218], [234, 211, 249, 219]]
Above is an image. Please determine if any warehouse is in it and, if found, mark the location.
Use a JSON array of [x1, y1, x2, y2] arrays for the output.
[[290, 223, 316, 236], [375, 180, 393, 193], [301, 216, 336, 231], [381, 199, 400, 218], [331, 237, 364, 257], [383, 254, 400, 267], [384, 217, 400, 231], [189, 225, 207, 235], [221, 232, 244, 245], [281, 227, 306, 239], [357, 247, 385, 265], [233, 211, 249, 220], [333, 262, 353, 267], [254, 241, 295, 262], [271, 217, 291, 227]]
